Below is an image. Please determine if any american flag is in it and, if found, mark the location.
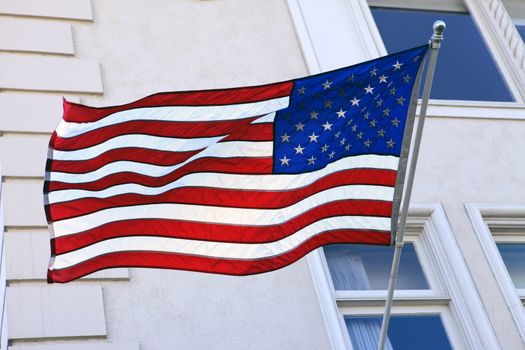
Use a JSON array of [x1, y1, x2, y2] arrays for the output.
[[45, 45, 428, 283]]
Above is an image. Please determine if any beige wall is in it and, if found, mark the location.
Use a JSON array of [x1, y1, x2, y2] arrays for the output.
[[0, 1, 333, 349]]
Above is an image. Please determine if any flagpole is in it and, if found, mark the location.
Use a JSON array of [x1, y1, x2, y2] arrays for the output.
[[377, 20, 445, 350]]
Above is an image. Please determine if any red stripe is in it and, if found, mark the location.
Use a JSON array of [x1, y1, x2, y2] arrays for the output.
[[48, 229, 391, 283], [52, 118, 270, 151], [63, 82, 293, 123], [52, 199, 393, 254], [47, 157, 274, 192], [50, 148, 200, 173], [49, 169, 397, 220]]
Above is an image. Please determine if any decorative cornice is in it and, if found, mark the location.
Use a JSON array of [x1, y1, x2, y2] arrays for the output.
[[483, 0, 525, 71], [465, 0, 525, 101]]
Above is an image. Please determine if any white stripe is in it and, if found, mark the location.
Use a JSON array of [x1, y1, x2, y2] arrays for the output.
[[51, 215, 391, 270], [52, 134, 224, 161], [56, 97, 289, 138], [251, 112, 275, 124], [52, 184, 393, 237], [48, 155, 399, 203], [49, 141, 273, 183]]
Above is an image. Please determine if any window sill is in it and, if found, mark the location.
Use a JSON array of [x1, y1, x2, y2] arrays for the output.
[[421, 99, 525, 120]]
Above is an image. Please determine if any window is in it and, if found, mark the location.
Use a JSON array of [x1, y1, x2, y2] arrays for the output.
[[309, 204, 498, 349], [345, 315, 453, 350], [369, 5, 515, 102], [465, 203, 525, 341], [496, 243, 525, 291], [324, 243, 428, 290]]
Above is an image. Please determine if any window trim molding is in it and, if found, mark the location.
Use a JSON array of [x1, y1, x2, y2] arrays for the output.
[[465, 203, 525, 342], [307, 203, 499, 349]]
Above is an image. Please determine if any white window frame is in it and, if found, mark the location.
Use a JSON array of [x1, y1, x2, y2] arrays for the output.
[[307, 203, 499, 349], [287, 0, 525, 118], [465, 203, 525, 341]]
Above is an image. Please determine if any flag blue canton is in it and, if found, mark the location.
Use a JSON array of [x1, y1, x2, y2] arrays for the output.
[[273, 45, 428, 174]]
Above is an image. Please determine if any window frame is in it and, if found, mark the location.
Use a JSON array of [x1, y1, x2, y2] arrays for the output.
[[306, 203, 498, 349], [465, 203, 525, 341]]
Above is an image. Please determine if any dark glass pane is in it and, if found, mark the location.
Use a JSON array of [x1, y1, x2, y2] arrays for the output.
[[517, 25, 525, 41], [496, 243, 525, 288], [323, 243, 428, 290], [345, 315, 453, 350], [371, 7, 514, 102]]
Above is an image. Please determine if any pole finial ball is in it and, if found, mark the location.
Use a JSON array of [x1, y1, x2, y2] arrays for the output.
[[433, 20, 446, 35]]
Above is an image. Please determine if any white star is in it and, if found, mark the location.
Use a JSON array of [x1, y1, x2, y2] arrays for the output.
[[321, 144, 329, 152], [377, 128, 386, 137], [322, 121, 333, 131], [386, 139, 396, 148], [280, 133, 290, 143], [295, 122, 305, 131], [364, 85, 374, 94], [294, 144, 305, 154], [310, 111, 319, 119], [328, 151, 336, 159], [340, 137, 346, 146], [389, 87, 397, 96], [370, 68, 378, 76], [356, 131, 363, 139], [363, 112, 370, 120], [280, 155, 290, 166], [397, 96, 406, 105], [369, 119, 377, 127], [297, 86, 307, 95], [344, 144, 351, 152], [379, 74, 388, 83], [383, 108, 391, 116], [392, 61, 403, 70], [307, 155, 317, 165], [350, 97, 360, 106], [308, 132, 319, 143], [322, 80, 333, 90], [391, 118, 400, 127], [334, 131, 341, 139], [403, 74, 412, 83], [336, 108, 347, 118], [364, 139, 372, 147]]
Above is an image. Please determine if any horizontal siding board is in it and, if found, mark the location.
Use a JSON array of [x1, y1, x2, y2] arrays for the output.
[[0, 93, 77, 133], [2, 179, 47, 227], [0, 18, 74, 54], [0, 0, 93, 20], [9, 343, 140, 350], [7, 285, 106, 339], [6, 230, 129, 281], [0, 134, 50, 177], [0, 55, 103, 93]]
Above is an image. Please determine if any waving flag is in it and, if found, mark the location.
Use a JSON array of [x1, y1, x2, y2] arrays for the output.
[[45, 45, 429, 283]]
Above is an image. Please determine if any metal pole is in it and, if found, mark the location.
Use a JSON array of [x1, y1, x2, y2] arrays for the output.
[[377, 20, 445, 350]]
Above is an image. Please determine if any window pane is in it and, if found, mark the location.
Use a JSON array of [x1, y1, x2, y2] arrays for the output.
[[370, 7, 514, 102], [323, 243, 428, 290], [345, 315, 453, 350], [517, 25, 525, 41], [496, 243, 525, 289]]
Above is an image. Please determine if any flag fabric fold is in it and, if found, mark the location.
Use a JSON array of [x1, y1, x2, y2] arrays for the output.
[[45, 44, 429, 283]]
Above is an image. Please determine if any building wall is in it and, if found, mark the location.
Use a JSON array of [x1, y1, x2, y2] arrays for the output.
[[0, 1, 333, 349]]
